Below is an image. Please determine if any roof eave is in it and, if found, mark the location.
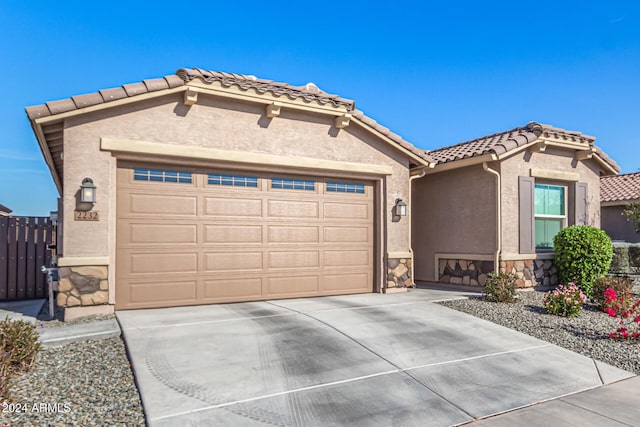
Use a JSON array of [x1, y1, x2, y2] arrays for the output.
[[29, 117, 62, 195]]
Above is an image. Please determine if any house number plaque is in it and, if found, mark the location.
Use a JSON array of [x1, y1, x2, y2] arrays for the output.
[[74, 210, 100, 221]]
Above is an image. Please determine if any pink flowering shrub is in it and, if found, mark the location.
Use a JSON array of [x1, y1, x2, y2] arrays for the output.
[[604, 288, 640, 341], [543, 283, 587, 317]]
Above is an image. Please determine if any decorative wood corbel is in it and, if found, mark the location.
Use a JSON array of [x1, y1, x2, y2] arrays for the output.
[[266, 102, 282, 118], [184, 87, 198, 106], [334, 113, 352, 129]]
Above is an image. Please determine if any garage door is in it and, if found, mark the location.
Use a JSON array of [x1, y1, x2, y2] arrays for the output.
[[115, 163, 375, 309]]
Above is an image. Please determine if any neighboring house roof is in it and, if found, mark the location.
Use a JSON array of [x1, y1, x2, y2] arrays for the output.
[[0, 204, 12, 216], [425, 122, 619, 173], [601, 171, 640, 203], [26, 67, 434, 193]]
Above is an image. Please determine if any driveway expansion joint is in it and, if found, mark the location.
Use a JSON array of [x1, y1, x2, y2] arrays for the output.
[[559, 398, 635, 427]]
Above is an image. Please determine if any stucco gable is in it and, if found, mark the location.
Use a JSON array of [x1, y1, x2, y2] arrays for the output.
[[26, 67, 434, 193]]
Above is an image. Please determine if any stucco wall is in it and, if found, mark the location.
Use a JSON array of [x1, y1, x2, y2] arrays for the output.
[[500, 147, 603, 256], [60, 93, 413, 291], [412, 164, 497, 282], [602, 205, 640, 243]]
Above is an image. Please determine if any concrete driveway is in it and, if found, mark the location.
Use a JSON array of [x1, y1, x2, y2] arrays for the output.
[[117, 289, 633, 426]]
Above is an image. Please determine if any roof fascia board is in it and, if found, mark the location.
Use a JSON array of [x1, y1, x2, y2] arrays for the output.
[[592, 153, 618, 175], [428, 153, 497, 174], [101, 137, 394, 176], [186, 80, 350, 115], [31, 122, 62, 193], [496, 139, 594, 161], [32, 86, 187, 125], [495, 139, 617, 174], [495, 140, 540, 160], [601, 200, 639, 207], [349, 117, 432, 167], [541, 139, 593, 151]]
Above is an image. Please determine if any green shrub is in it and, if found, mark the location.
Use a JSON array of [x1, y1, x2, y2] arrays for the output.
[[623, 201, 640, 233], [593, 276, 633, 309], [0, 317, 41, 400], [553, 225, 613, 296], [543, 283, 587, 317], [484, 271, 517, 303]]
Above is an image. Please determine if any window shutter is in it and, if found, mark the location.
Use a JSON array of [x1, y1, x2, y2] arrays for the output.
[[575, 182, 588, 225], [519, 176, 535, 253]]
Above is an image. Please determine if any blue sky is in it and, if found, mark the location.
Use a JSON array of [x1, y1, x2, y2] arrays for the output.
[[1, 1, 639, 216]]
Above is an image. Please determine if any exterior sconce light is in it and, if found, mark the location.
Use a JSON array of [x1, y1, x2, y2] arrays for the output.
[[394, 198, 407, 217], [80, 178, 97, 203]]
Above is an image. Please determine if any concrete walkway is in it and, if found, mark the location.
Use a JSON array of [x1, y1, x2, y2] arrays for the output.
[[0, 298, 120, 346], [117, 289, 635, 426], [472, 375, 640, 426], [0, 299, 44, 324]]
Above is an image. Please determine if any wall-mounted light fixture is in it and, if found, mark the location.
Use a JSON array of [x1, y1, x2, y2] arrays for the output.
[[80, 178, 97, 203], [394, 198, 407, 217]]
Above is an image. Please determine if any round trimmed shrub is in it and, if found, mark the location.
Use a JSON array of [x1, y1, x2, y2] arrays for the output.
[[553, 225, 613, 296]]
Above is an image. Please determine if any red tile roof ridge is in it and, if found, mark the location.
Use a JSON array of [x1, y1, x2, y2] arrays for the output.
[[428, 122, 610, 166], [176, 67, 355, 111], [25, 74, 184, 120]]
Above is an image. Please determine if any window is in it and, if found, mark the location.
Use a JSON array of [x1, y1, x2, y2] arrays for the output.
[[326, 182, 365, 194], [271, 178, 315, 191], [208, 174, 258, 187], [134, 169, 192, 183], [534, 184, 567, 249]]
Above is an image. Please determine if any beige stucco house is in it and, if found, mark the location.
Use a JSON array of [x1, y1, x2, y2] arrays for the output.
[[601, 172, 640, 243], [412, 123, 619, 288], [27, 68, 623, 318], [26, 68, 434, 318]]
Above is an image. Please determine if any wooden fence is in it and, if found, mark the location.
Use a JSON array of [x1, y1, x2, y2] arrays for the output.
[[0, 216, 53, 301]]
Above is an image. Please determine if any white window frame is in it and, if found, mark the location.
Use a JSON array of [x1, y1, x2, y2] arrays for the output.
[[534, 183, 568, 249]]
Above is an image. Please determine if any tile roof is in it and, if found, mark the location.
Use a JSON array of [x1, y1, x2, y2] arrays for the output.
[[176, 68, 356, 111], [426, 122, 619, 173], [26, 75, 186, 120], [427, 122, 549, 164], [601, 172, 640, 202], [0, 203, 11, 214], [25, 68, 357, 120], [25, 67, 433, 166]]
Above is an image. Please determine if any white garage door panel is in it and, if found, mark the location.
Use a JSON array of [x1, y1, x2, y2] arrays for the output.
[[116, 165, 374, 309]]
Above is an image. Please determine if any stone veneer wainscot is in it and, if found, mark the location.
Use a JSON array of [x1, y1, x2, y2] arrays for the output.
[[387, 258, 413, 288], [57, 266, 109, 307], [438, 258, 559, 288]]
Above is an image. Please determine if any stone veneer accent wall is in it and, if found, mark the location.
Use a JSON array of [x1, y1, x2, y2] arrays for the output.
[[57, 266, 109, 307], [438, 259, 495, 286], [439, 257, 559, 288], [532, 259, 559, 287], [387, 258, 413, 288]]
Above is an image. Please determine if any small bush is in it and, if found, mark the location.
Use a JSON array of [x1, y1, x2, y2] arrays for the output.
[[0, 317, 41, 400], [553, 225, 613, 296], [543, 283, 587, 317], [484, 271, 517, 303], [604, 288, 640, 341], [593, 276, 633, 309]]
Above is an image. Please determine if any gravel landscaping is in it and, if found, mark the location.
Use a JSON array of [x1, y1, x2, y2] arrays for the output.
[[2, 337, 144, 427], [439, 287, 640, 375]]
